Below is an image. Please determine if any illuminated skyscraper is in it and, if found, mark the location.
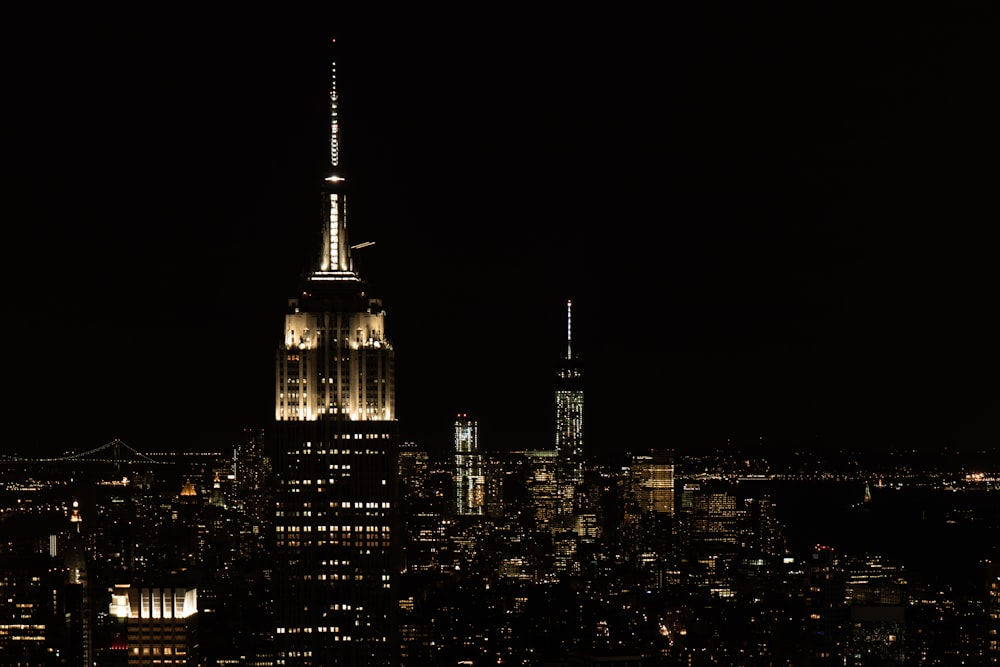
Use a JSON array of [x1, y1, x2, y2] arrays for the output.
[[525, 449, 559, 533], [453, 414, 484, 516], [272, 40, 401, 666], [555, 299, 584, 523], [629, 450, 675, 516]]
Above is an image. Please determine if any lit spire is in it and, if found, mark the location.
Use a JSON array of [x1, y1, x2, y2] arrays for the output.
[[69, 499, 82, 526], [310, 38, 359, 283], [329, 38, 340, 169], [566, 299, 573, 360]]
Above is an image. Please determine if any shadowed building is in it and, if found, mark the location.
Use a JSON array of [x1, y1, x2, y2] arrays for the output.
[[988, 562, 1000, 662]]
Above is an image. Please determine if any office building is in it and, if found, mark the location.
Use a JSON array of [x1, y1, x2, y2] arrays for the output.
[[0, 553, 62, 666], [233, 427, 272, 563], [524, 449, 559, 533], [271, 40, 401, 666], [453, 414, 484, 516], [629, 450, 675, 515], [0, 499, 96, 667], [988, 562, 1000, 662]]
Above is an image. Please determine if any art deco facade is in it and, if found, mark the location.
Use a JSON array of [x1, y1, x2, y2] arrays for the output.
[[272, 42, 401, 666]]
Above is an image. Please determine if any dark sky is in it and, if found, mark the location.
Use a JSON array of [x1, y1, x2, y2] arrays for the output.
[[4, 7, 998, 461]]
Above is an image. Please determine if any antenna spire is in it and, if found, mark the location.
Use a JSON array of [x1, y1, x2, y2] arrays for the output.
[[566, 299, 573, 360], [329, 37, 340, 169], [310, 38, 359, 283]]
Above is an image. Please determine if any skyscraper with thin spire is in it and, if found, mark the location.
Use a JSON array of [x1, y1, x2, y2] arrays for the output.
[[555, 299, 584, 524], [272, 39, 400, 667]]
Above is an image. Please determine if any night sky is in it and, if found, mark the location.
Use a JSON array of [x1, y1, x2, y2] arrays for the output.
[[4, 7, 998, 461]]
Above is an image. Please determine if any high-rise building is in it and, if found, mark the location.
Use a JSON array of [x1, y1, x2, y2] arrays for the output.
[[988, 562, 1000, 662], [0, 553, 65, 666], [453, 414, 484, 516], [232, 427, 272, 563], [554, 299, 584, 523], [272, 40, 401, 666], [524, 449, 559, 533], [63, 501, 92, 667], [628, 450, 675, 516]]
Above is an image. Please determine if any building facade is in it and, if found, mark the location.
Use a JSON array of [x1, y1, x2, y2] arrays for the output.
[[988, 562, 1000, 662], [525, 449, 559, 533], [453, 414, 484, 516], [108, 584, 198, 667], [628, 450, 675, 516], [271, 41, 401, 666]]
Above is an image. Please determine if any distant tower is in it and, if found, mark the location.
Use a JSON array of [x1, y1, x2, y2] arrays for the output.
[[233, 428, 271, 561], [555, 299, 584, 523], [272, 38, 401, 666], [629, 450, 675, 516], [64, 500, 92, 667], [453, 414, 484, 516], [525, 449, 560, 533]]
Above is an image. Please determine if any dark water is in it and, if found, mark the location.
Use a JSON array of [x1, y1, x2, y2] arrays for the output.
[[744, 480, 998, 594]]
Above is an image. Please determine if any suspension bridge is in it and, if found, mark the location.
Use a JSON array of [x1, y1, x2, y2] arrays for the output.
[[1, 439, 167, 466]]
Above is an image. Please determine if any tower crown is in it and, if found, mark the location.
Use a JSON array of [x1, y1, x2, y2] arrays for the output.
[[276, 39, 394, 425], [310, 38, 363, 283]]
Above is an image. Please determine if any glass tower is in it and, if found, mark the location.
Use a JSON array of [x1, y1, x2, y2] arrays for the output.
[[453, 414, 484, 516]]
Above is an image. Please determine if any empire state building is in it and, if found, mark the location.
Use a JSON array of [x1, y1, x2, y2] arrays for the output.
[[272, 41, 401, 666]]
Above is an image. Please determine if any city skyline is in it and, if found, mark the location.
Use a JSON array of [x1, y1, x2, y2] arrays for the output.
[[4, 7, 998, 459]]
